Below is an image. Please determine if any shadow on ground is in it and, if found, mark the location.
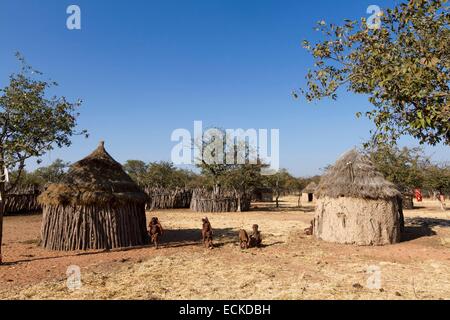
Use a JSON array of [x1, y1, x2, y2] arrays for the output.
[[251, 205, 315, 213], [159, 228, 285, 249], [160, 228, 237, 248], [402, 226, 436, 242], [4, 210, 42, 217], [406, 217, 450, 228], [400, 217, 450, 242]]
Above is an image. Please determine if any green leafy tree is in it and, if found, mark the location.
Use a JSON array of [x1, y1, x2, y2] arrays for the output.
[[145, 161, 193, 188], [0, 54, 86, 264], [298, 0, 449, 146], [368, 145, 426, 192], [123, 160, 148, 186], [8, 159, 70, 187], [423, 163, 450, 194], [196, 127, 267, 193], [33, 159, 70, 184], [262, 169, 293, 208], [123, 159, 200, 189], [219, 164, 265, 194]]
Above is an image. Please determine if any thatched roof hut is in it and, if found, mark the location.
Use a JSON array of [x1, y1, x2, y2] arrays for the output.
[[313, 149, 403, 246], [38, 142, 149, 251], [301, 182, 317, 202]]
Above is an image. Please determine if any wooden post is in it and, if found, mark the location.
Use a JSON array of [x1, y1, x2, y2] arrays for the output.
[[0, 164, 5, 264]]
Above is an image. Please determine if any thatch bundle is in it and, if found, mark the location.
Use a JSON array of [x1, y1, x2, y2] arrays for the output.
[[314, 149, 403, 246], [38, 142, 149, 251], [5, 184, 42, 215], [144, 187, 192, 210], [190, 188, 251, 212]]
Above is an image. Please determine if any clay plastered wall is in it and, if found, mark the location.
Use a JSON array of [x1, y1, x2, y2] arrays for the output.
[[314, 196, 401, 246]]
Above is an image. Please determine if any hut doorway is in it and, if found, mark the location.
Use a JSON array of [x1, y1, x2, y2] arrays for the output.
[[301, 182, 317, 203]]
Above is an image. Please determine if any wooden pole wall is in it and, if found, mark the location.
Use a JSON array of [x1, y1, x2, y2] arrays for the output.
[[41, 203, 149, 251]]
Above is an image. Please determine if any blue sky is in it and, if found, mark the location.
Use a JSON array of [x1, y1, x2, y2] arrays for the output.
[[0, 0, 448, 176]]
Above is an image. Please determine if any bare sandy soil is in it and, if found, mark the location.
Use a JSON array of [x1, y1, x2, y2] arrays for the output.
[[0, 196, 449, 300]]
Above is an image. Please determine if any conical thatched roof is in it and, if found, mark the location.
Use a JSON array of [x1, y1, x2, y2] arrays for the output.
[[315, 149, 400, 200], [302, 182, 317, 194], [38, 142, 147, 206]]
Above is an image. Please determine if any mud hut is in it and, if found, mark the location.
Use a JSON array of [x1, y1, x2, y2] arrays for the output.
[[38, 142, 149, 251], [313, 150, 403, 246], [301, 182, 317, 203]]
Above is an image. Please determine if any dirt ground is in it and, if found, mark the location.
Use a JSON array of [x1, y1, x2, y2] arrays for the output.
[[0, 196, 449, 300]]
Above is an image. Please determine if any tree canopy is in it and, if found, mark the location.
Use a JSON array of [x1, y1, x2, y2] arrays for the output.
[[123, 160, 201, 188], [298, 0, 449, 146], [0, 53, 86, 263], [10, 159, 70, 186], [368, 145, 426, 192], [368, 144, 450, 194]]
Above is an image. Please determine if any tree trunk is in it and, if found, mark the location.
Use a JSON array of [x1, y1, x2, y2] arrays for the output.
[[275, 178, 280, 208], [0, 181, 5, 264], [439, 195, 446, 212]]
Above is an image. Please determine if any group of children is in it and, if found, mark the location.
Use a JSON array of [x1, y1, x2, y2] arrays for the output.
[[238, 224, 262, 249], [147, 216, 262, 250]]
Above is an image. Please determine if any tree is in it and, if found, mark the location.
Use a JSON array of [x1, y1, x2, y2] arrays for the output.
[[0, 53, 86, 264], [33, 159, 70, 184], [262, 169, 292, 208], [422, 162, 450, 211], [146, 161, 180, 188], [368, 145, 426, 192], [298, 0, 449, 146], [8, 169, 42, 186], [196, 127, 267, 194], [123, 159, 201, 189], [220, 164, 264, 193], [123, 160, 148, 186], [422, 163, 450, 194], [8, 159, 70, 187]]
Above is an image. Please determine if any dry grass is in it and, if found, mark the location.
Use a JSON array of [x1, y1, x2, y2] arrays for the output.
[[1, 196, 450, 300]]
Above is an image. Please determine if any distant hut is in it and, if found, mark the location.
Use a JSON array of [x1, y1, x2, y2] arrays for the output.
[[252, 187, 274, 202], [38, 142, 149, 251], [301, 182, 317, 203], [314, 150, 403, 246], [5, 184, 42, 215]]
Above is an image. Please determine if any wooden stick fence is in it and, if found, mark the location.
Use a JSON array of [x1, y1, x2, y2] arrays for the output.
[[5, 185, 42, 215], [144, 187, 192, 210], [190, 188, 251, 213]]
